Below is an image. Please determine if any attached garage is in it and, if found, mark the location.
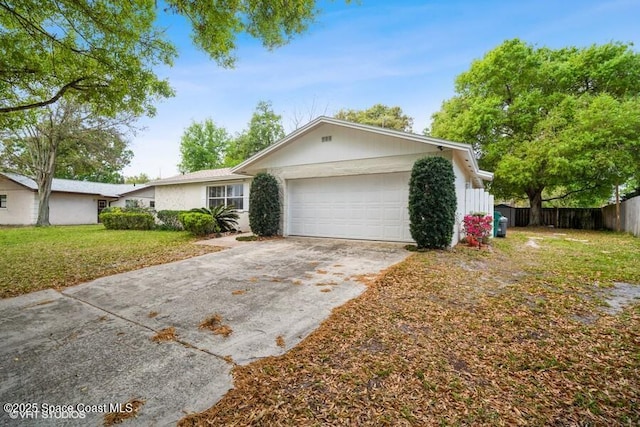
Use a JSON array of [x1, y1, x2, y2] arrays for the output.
[[288, 172, 412, 242], [230, 116, 494, 246]]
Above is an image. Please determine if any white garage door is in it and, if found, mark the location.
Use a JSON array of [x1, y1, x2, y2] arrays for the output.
[[288, 172, 413, 242]]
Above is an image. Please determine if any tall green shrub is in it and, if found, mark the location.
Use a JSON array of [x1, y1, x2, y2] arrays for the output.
[[249, 172, 280, 236], [408, 157, 457, 249]]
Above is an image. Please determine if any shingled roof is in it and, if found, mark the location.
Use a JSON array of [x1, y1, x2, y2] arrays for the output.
[[1, 172, 143, 198], [150, 168, 249, 186]]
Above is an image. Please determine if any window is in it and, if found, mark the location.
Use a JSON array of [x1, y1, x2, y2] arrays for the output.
[[125, 199, 136, 208], [149, 201, 155, 209], [0, 195, 6, 208], [207, 184, 244, 210]]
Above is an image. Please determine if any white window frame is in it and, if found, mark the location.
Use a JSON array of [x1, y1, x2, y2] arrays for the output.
[[0, 195, 6, 209], [207, 183, 245, 211]]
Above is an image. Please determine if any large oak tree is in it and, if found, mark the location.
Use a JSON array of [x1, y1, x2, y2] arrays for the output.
[[0, 101, 135, 225], [430, 39, 640, 225], [1, 0, 328, 224]]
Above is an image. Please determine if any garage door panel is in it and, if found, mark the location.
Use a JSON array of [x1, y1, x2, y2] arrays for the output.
[[287, 173, 412, 242]]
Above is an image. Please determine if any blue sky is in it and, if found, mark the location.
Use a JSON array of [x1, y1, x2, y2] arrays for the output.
[[124, 0, 640, 178]]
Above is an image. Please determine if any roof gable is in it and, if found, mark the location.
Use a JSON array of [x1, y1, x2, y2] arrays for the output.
[[232, 117, 493, 182]]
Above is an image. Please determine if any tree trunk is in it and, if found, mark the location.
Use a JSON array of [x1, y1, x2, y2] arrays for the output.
[[526, 188, 544, 226], [615, 183, 621, 232], [36, 172, 54, 226], [34, 136, 59, 227]]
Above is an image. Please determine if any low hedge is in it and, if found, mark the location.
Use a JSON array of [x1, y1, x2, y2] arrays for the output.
[[156, 210, 186, 230], [178, 212, 216, 236], [100, 212, 155, 230]]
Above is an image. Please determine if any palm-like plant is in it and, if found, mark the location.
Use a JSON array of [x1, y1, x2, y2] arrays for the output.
[[190, 206, 240, 232]]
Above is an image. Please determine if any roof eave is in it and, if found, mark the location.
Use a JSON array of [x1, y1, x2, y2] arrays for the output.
[[151, 174, 250, 186]]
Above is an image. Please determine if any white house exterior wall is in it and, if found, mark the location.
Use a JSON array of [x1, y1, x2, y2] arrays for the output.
[[452, 152, 471, 244], [110, 186, 156, 209], [155, 181, 251, 232], [0, 177, 37, 225], [49, 193, 100, 225]]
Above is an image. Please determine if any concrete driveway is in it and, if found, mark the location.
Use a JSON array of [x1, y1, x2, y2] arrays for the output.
[[0, 237, 408, 426]]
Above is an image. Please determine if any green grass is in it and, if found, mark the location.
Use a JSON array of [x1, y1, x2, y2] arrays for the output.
[[492, 227, 640, 284], [0, 225, 220, 298]]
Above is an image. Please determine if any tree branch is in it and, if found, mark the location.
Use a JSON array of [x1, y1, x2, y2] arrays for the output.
[[541, 183, 603, 202], [0, 77, 87, 113]]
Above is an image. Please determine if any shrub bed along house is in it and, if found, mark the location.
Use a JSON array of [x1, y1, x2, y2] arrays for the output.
[[156, 210, 186, 230], [178, 212, 216, 236], [100, 208, 155, 230]]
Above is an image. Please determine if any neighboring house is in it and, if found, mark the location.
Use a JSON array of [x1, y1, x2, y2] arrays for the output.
[[0, 172, 154, 225], [151, 168, 252, 231], [154, 117, 493, 245], [109, 186, 157, 210]]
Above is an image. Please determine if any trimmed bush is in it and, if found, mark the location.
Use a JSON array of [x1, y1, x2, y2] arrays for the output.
[[157, 210, 186, 230], [408, 156, 457, 249], [179, 212, 216, 236], [100, 212, 155, 230], [249, 173, 280, 237]]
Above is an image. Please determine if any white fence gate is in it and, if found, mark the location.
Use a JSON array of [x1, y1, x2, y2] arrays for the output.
[[602, 195, 640, 237], [463, 188, 495, 237], [465, 188, 494, 217]]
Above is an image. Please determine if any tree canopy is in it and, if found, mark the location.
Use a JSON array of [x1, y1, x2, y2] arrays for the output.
[[125, 173, 151, 184], [0, 101, 136, 225], [178, 119, 231, 173], [0, 0, 322, 118], [430, 39, 640, 225], [335, 104, 414, 132], [224, 100, 285, 166]]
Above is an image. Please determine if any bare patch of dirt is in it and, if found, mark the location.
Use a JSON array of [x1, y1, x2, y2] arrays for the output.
[[602, 282, 640, 315]]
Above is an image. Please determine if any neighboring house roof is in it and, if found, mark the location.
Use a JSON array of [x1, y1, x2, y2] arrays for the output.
[[150, 168, 249, 186], [0, 172, 143, 198], [231, 116, 494, 183]]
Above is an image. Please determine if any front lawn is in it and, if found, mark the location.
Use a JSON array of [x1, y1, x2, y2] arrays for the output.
[[0, 225, 220, 298], [181, 229, 640, 426]]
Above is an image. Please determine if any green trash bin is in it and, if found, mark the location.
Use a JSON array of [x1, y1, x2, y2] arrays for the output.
[[493, 211, 502, 237]]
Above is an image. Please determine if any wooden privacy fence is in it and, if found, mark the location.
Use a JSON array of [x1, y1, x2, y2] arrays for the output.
[[496, 195, 639, 235], [494, 206, 604, 229]]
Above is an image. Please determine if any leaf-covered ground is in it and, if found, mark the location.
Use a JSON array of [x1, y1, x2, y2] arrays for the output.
[[0, 225, 220, 298], [180, 229, 640, 426]]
